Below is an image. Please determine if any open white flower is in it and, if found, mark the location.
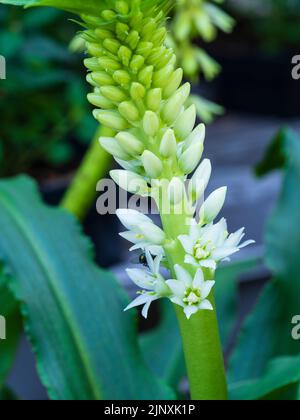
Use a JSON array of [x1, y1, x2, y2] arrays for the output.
[[116, 209, 165, 256], [124, 251, 170, 318], [179, 218, 254, 271], [166, 265, 215, 319]]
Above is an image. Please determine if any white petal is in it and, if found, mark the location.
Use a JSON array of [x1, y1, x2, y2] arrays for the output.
[[200, 259, 217, 270], [116, 209, 152, 231], [126, 269, 154, 290], [145, 249, 155, 273], [184, 305, 198, 319], [225, 228, 245, 248], [153, 254, 163, 275], [119, 231, 143, 244], [199, 186, 227, 224], [211, 247, 239, 260], [199, 280, 215, 300], [190, 221, 202, 242], [178, 235, 194, 254], [148, 245, 165, 257], [124, 294, 151, 311], [193, 269, 204, 289], [239, 239, 255, 249], [170, 296, 185, 307], [139, 222, 166, 245], [141, 296, 157, 319], [129, 242, 149, 251], [184, 255, 199, 267], [166, 279, 186, 298], [198, 300, 213, 311], [175, 265, 193, 287]]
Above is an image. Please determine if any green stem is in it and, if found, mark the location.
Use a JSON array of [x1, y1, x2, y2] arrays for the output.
[[60, 126, 113, 220], [160, 207, 228, 400]]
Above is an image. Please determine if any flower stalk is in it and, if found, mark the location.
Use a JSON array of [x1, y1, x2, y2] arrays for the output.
[[77, 0, 253, 399]]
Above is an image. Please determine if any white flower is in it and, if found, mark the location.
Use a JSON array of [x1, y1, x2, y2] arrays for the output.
[[124, 251, 170, 318], [116, 209, 165, 256], [179, 218, 255, 271], [166, 265, 215, 319]]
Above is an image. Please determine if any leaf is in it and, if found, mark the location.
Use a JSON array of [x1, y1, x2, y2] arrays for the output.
[[229, 129, 300, 384], [140, 259, 258, 389], [0, 267, 22, 387], [0, 176, 175, 400], [229, 355, 300, 401]]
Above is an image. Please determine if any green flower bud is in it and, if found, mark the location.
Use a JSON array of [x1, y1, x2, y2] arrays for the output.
[[87, 92, 115, 109], [184, 123, 206, 150], [86, 73, 98, 87], [118, 46, 132, 66], [115, 1, 129, 15], [91, 71, 115, 86], [153, 64, 175, 88], [143, 111, 160, 137], [130, 55, 145, 74], [98, 56, 121, 72], [116, 22, 130, 41], [152, 27, 167, 46], [130, 82, 146, 100], [136, 42, 153, 58], [103, 38, 121, 54], [138, 66, 154, 87], [87, 43, 104, 58], [116, 132, 144, 155], [179, 142, 204, 175], [102, 10, 116, 21], [159, 129, 177, 158], [118, 101, 140, 122], [141, 150, 163, 179], [113, 70, 131, 86], [100, 137, 130, 160], [101, 86, 127, 103], [126, 30, 140, 50], [163, 68, 183, 98], [94, 28, 114, 40], [162, 83, 191, 125], [84, 57, 101, 72], [174, 105, 196, 140], [146, 88, 162, 112], [94, 110, 129, 130]]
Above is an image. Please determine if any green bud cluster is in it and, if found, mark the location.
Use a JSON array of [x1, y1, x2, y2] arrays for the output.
[[82, 0, 205, 185]]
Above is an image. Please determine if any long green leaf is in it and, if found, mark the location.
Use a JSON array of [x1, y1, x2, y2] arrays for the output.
[[0, 267, 22, 388], [229, 355, 300, 400], [229, 129, 300, 384], [0, 176, 174, 400]]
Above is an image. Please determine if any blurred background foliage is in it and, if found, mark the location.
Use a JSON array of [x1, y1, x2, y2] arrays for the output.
[[0, 5, 97, 177]]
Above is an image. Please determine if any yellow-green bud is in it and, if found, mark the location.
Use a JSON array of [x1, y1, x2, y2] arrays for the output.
[[136, 42, 153, 57], [141, 151, 163, 179], [91, 71, 115, 86], [146, 88, 162, 112], [143, 111, 160, 137], [116, 22, 130, 41], [152, 27, 167, 46], [153, 64, 174, 88], [118, 101, 140, 122], [130, 55, 145, 74], [116, 132, 144, 155], [102, 10, 116, 21], [94, 28, 114, 40], [130, 82, 146, 100], [179, 142, 204, 175], [174, 105, 197, 141], [162, 83, 191, 125], [101, 86, 127, 103], [138, 66, 154, 87], [115, 1, 129, 15], [118, 46, 132, 66], [113, 70, 131, 86], [163, 68, 183, 98], [94, 110, 129, 130], [98, 57, 121, 72], [87, 93, 115, 109], [84, 58, 101, 72], [126, 30, 140, 50], [103, 38, 121, 54], [87, 43, 104, 58], [159, 129, 177, 158], [86, 73, 98, 87]]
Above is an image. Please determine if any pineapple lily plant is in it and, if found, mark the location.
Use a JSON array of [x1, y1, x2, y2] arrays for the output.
[[0, 0, 299, 402]]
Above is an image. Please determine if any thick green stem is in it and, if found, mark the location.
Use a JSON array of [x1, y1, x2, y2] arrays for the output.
[[60, 126, 113, 220], [160, 209, 228, 400]]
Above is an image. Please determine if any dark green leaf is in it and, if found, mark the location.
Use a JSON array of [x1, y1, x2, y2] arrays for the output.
[[229, 129, 300, 384], [229, 355, 300, 401], [0, 176, 175, 400]]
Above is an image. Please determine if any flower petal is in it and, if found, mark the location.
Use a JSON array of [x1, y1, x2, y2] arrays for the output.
[[141, 296, 157, 319], [124, 293, 151, 311], [126, 269, 154, 290], [184, 255, 199, 267], [178, 234, 194, 254], [119, 231, 143, 244], [184, 305, 198, 319], [198, 299, 213, 311], [193, 269, 204, 289], [175, 265, 193, 287], [200, 259, 217, 270], [166, 279, 186, 298], [116, 209, 152, 231], [200, 280, 215, 300]]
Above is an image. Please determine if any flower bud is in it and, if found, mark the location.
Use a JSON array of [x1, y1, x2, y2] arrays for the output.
[[163, 68, 183, 99], [113, 70, 131, 86], [98, 56, 121, 72], [168, 177, 186, 205], [138, 66, 154, 87], [116, 209, 152, 231], [91, 71, 114, 86], [153, 64, 174, 88], [100, 137, 130, 160], [136, 42, 153, 57], [130, 55, 145, 74], [94, 28, 113, 40], [141, 151, 163, 179], [179, 142, 204, 175], [115, 1, 129, 15], [130, 82, 146, 100], [84, 58, 101, 72], [146, 88, 162, 112], [199, 187, 227, 225], [87, 43, 103, 58], [126, 30, 140, 50], [103, 38, 120, 54], [189, 159, 212, 201], [118, 101, 140, 122], [143, 111, 160, 137], [118, 46, 132, 66], [87, 93, 114, 109], [162, 83, 191, 125], [101, 86, 127, 103], [116, 22, 130, 41], [174, 105, 196, 141], [110, 170, 149, 195], [184, 123, 206, 150], [139, 223, 166, 245], [159, 129, 177, 158], [94, 110, 129, 130], [116, 132, 144, 155]]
